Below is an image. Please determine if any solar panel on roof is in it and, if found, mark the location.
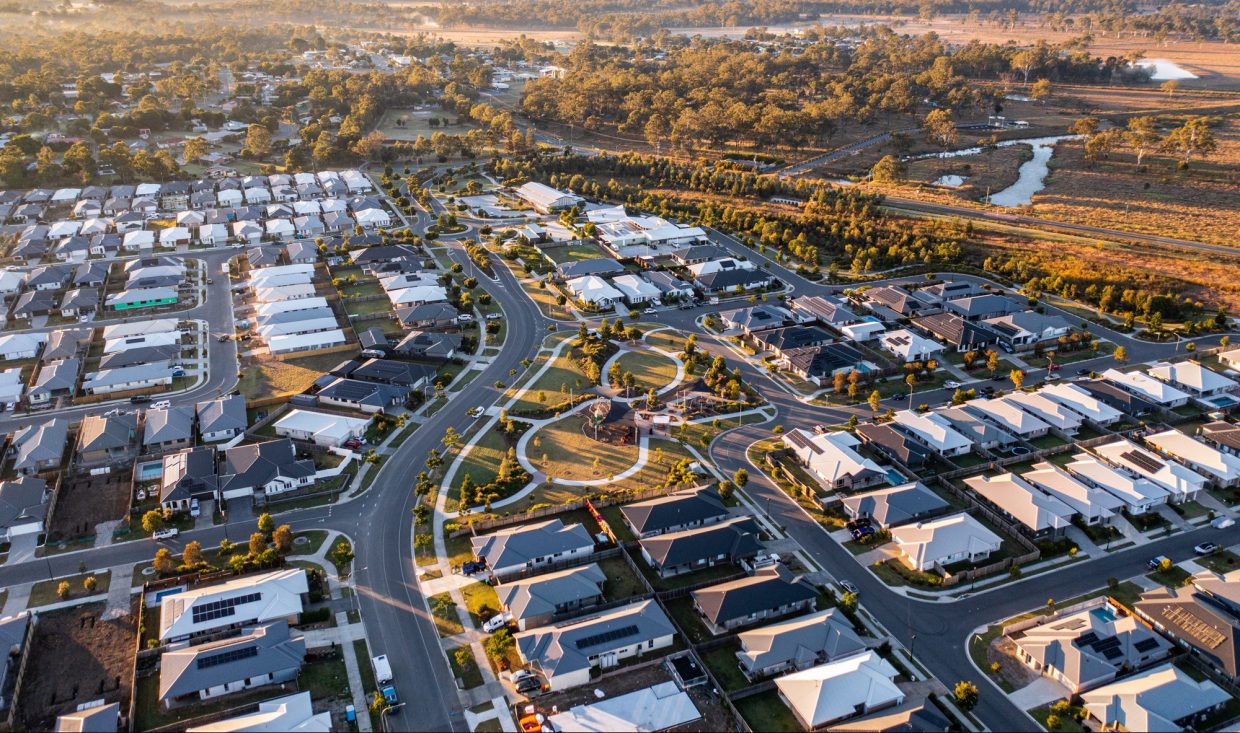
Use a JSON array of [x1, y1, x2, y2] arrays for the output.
[[196, 645, 258, 669], [1101, 647, 1124, 660], [1164, 606, 1227, 649], [575, 624, 640, 650], [1134, 638, 1162, 653], [1076, 631, 1099, 645], [1121, 450, 1165, 474]]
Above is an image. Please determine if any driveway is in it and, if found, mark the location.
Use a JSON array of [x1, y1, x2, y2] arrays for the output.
[[1008, 676, 1071, 710], [8, 534, 38, 564]]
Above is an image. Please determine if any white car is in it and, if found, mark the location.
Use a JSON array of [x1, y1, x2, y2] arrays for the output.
[[1211, 516, 1236, 530], [485, 313, 502, 321], [457, 314, 474, 323], [643, 307, 657, 314], [190, 498, 200, 518], [467, 406, 484, 418], [151, 400, 172, 410], [944, 381, 961, 389], [483, 613, 511, 633], [152, 528, 179, 541]]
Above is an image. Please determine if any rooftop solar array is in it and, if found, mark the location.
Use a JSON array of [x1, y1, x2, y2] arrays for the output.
[[196, 645, 258, 670], [575, 624, 640, 651], [191, 592, 262, 624]]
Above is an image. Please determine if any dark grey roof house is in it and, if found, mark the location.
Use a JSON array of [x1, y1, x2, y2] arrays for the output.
[[218, 439, 315, 499], [144, 406, 195, 454], [840, 482, 950, 529], [158, 621, 305, 708], [638, 516, 762, 578], [316, 378, 409, 414], [9, 418, 69, 475], [691, 565, 817, 633], [159, 446, 219, 511], [196, 395, 248, 442], [619, 485, 730, 539]]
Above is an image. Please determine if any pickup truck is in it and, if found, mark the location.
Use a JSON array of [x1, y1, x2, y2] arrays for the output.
[[380, 684, 398, 706]]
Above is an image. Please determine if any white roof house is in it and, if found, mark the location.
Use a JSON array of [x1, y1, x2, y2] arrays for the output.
[[0, 270, 25, 295], [355, 208, 391, 229], [255, 283, 317, 303], [0, 367, 24, 406], [122, 229, 155, 250], [186, 692, 330, 732], [610, 274, 661, 304], [104, 331, 181, 354], [1037, 383, 1124, 426], [255, 296, 329, 319], [232, 221, 264, 243], [48, 220, 81, 238], [566, 275, 623, 307], [249, 272, 313, 290], [1144, 429, 1240, 488], [515, 181, 582, 213], [1081, 664, 1231, 733], [274, 409, 370, 447], [546, 682, 700, 733], [1001, 391, 1085, 434], [268, 329, 346, 354], [686, 257, 754, 278], [265, 218, 295, 239], [102, 318, 178, 341], [1064, 455, 1170, 513], [775, 651, 904, 729], [782, 429, 886, 492], [1101, 368, 1191, 407], [1147, 361, 1239, 398], [1219, 347, 1240, 371], [198, 223, 228, 244], [964, 473, 1074, 536], [1092, 439, 1207, 503], [159, 226, 191, 245], [249, 263, 315, 284], [158, 568, 308, 641], [1023, 462, 1124, 525], [387, 285, 448, 307], [879, 329, 945, 362], [258, 317, 340, 339], [0, 332, 46, 360], [838, 318, 886, 342], [892, 410, 973, 456], [890, 512, 1002, 571], [963, 397, 1052, 438]]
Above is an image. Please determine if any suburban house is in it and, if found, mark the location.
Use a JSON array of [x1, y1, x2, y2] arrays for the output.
[[217, 439, 316, 500], [863, 286, 924, 319], [495, 563, 607, 631], [912, 313, 999, 353], [858, 421, 932, 466], [82, 363, 175, 394], [316, 378, 408, 414], [158, 621, 306, 708], [983, 311, 1073, 351], [964, 473, 1074, 539], [0, 477, 48, 543], [749, 326, 833, 359], [891, 410, 973, 457], [1063, 455, 1170, 515], [782, 429, 887, 493], [470, 519, 595, 581], [158, 568, 309, 642], [1202, 421, 1240, 456], [53, 702, 120, 733], [1100, 368, 1191, 408], [9, 418, 69, 475], [392, 331, 460, 360], [788, 294, 863, 328], [638, 516, 762, 578], [736, 609, 867, 681], [1023, 462, 1124, 526], [1077, 379, 1159, 417], [1135, 576, 1240, 681], [693, 267, 773, 295], [611, 274, 662, 305], [1092, 438, 1206, 503], [185, 692, 329, 733], [349, 359, 437, 391], [690, 565, 817, 634], [840, 482, 950, 529], [719, 305, 795, 334], [934, 406, 1018, 450], [196, 395, 247, 442], [0, 333, 46, 360], [879, 329, 944, 363], [159, 447, 220, 513], [944, 294, 1023, 321], [565, 275, 623, 308], [76, 413, 138, 466], [1148, 361, 1239, 408], [556, 258, 624, 281], [963, 397, 1052, 440], [143, 406, 196, 455], [1081, 665, 1230, 733], [778, 343, 874, 386], [1144, 429, 1240, 488], [1009, 599, 1171, 693], [774, 651, 905, 729], [889, 512, 1003, 572], [514, 600, 675, 691], [618, 485, 730, 539], [273, 409, 371, 448], [1002, 391, 1085, 435], [1037, 383, 1124, 427]]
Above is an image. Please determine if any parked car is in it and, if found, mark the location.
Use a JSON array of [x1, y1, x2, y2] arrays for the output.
[[467, 406, 484, 418], [643, 307, 657, 314], [461, 560, 486, 575], [343, 438, 362, 449], [483, 612, 512, 633], [130, 395, 151, 404], [839, 580, 859, 595], [1044, 374, 1060, 381], [1195, 542, 1218, 556], [458, 313, 474, 323], [944, 380, 961, 389], [1212, 516, 1236, 530], [206, 278, 214, 285], [190, 499, 200, 517], [151, 400, 171, 410], [1076, 368, 1092, 376], [1148, 555, 1171, 570], [485, 313, 502, 321], [152, 528, 179, 541], [217, 335, 229, 342]]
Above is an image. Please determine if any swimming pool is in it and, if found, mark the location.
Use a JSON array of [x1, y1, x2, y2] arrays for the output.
[[136, 461, 162, 482]]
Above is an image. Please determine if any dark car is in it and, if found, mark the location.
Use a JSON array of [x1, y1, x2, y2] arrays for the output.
[[461, 560, 486, 575], [130, 395, 151, 404], [1077, 368, 1092, 376]]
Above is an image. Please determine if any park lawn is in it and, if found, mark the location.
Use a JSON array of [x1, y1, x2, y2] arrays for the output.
[[284, 350, 357, 375], [237, 359, 323, 402], [461, 582, 502, 627], [542, 241, 607, 264], [518, 277, 575, 320], [643, 329, 686, 353], [28, 571, 112, 607], [290, 529, 330, 555], [342, 298, 394, 318], [509, 352, 589, 413], [877, 369, 953, 400], [456, 427, 511, 493], [429, 591, 465, 637], [610, 438, 697, 494], [532, 414, 639, 482], [614, 349, 679, 394]]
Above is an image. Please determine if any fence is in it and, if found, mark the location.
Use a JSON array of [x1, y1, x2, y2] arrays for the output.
[[489, 546, 624, 584], [3, 613, 38, 730], [449, 483, 705, 538]]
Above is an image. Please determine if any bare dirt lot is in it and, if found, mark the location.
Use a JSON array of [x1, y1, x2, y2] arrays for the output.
[[15, 601, 137, 732], [47, 473, 133, 542]]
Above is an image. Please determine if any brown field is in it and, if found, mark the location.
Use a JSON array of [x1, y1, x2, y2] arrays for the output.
[[15, 602, 137, 732], [47, 472, 132, 542]]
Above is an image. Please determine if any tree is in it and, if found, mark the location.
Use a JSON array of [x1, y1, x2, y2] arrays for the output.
[[868, 389, 882, 413], [1069, 117, 1099, 137], [244, 123, 273, 158], [182, 137, 208, 164], [1010, 368, 1025, 391], [1046, 714, 1062, 730], [257, 512, 275, 535], [1162, 117, 1217, 164], [219, 538, 235, 556], [273, 525, 294, 553], [923, 109, 958, 148], [183, 540, 204, 567], [1126, 117, 1161, 166], [485, 628, 515, 661], [733, 468, 749, 487], [1084, 129, 1123, 162], [141, 510, 165, 535], [57, 580, 71, 600], [332, 540, 355, 569], [870, 155, 906, 183], [986, 350, 1000, 376], [839, 591, 858, 612], [153, 548, 176, 575], [83, 575, 98, 593], [1161, 79, 1180, 96], [1113, 345, 1127, 363], [953, 680, 979, 711], [248, 531, 268, 557], [1029, 78, 1053, 102], [370, 690, 387, 714]]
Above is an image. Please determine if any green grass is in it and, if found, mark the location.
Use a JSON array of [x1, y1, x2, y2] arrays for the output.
[[343, 298, 394, 318], [664, 597, 714, 644], [509, 352, 589, 414], [429, 591, 465, 637], [285, 350, 358, 374], [351, 638, 384, 732], [461, 582, 502, 627], [598, 554, 648, 601], [613, 349, 679, 394], [1028, 703, 1086, 732], [28, 571, 111, 608], [298, 648, 352, 701], [1147, 565, 1193, 588], [599, 505, 638, 544], [455, 427, 510, 494], [734, 689, 801, 733], [448, 644, 485, 689], [542, 241, 607, 264], [533, 414, 640, 482], [1197, 549, 1240, 575], [290, 529, 330, 555], [328, 536, 354, 578], [698, 642, 749, 693]]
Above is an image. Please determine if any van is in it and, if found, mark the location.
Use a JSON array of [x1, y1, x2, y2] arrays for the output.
[[152, 528, 179, 541], [372, 655, 394, 686]]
